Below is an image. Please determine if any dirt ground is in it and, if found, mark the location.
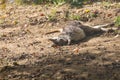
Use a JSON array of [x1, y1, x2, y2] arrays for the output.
[[0, 2, 120, 80]]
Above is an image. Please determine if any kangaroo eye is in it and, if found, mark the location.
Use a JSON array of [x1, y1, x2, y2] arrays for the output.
[[60, 39, 63, 41], [78, 22, 81, 24]]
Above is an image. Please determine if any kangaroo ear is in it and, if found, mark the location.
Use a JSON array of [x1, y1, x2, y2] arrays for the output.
[[49, 38, 56, 42], [48, 37, 58, 42]]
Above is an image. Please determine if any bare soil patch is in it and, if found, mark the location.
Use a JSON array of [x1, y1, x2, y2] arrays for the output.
[[0, 2, 120, 80]]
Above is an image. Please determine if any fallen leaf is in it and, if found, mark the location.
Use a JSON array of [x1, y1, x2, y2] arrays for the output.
[[73, 48, 79, 53], [84, 9, 90, 13], [94, 10, 99, 14], [40, 13, 45, 16], [12, 20, 18, 25], [107, 13, 112, 17]]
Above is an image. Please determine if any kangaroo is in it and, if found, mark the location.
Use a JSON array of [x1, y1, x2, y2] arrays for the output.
[[47, 21, 114, 46]]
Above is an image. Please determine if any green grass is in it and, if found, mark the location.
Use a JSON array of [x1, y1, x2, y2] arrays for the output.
[[52, 0, 65, 5], [115, 16, 120, 27], [70, 14, 81, 20], [14, 0, 88, 6], [47, 8, 58, 21]]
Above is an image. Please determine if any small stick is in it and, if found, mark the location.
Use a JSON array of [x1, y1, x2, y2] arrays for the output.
[[45, 29, 62, 35]]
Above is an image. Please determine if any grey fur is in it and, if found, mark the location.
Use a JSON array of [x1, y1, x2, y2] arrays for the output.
[[49, 21, 113, 45]]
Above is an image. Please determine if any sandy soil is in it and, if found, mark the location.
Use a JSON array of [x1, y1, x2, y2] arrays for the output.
[[0, 2, 120, 80]]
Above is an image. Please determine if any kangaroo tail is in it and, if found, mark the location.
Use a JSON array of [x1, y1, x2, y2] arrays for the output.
[[93, 22, 114, 29]]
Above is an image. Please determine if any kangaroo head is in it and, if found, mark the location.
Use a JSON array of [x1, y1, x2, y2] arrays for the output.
[[49, 37, 68, 45]]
